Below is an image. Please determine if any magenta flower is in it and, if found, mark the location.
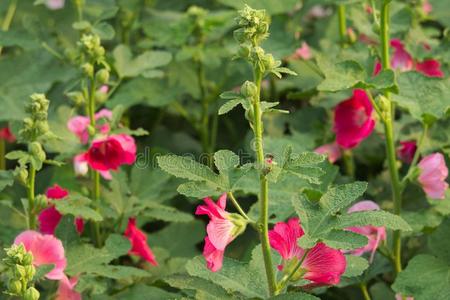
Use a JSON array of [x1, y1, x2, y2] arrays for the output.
[[196, 194, 247, 272], [67, 109, 112, 144], [45, 0, 65, 10], [269, 218, 346, 286], [397, 141, 417, 164], [0, 126, 16, 143], [85, 134, 136, 171], [345, 201, 387, 262], [315, 142, 342, 163], [56, 276, 81, 300], [418, 153, 449, 199], [14, 230, 67, 280], [415, 59, 444, 78], [73, 153, 112, 180], [124, 218, 158, 266], [333, 89, 375, 149], [38, 185, 84, 235], [294, 42, 312, 60]]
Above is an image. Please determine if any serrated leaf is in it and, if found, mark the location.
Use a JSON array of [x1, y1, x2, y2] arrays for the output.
[[165, 275, 233, 300], [323, 230, 368, 250], [362, 69, 398, 92], [214, 150, 240, 173], [317, 55, 366, 92], [320, 182, 368, 215], [343, 255, 369, 277], [269, 292, 320, 300], [218, 98, 245, 115], [336, 210, 412, 231], [54, 195, 103, 222], [0, 170, 14, 192], [142, 203, 193, 223]]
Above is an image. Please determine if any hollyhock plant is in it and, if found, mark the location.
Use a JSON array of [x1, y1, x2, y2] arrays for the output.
[[85, 134, 136, 171], [346, 201, 387, 262], [333, 89, 375, 149], [38, 185, 84, 235], [14, 230, 67, 280], [269, 218, 346, 286], [315, 142, 342, 163], [124, 218, 158, 266], [56, 276, 82, 300], [418, 153, 449, 199], [0, 126, 16, 143], [67, 109, 112, 144], [195, 194, 247, 272], [397, 141, 417, 164]]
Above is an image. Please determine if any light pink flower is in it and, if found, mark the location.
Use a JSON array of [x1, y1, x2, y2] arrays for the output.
[[14, 230, 67, 280], [124, 218, 158, 266], [396, 294, 414, 300], [269, 218, 346, 286], [0, 126, 16, 143], [38, 185, 84, 235], [418, 153, 449, 199], [397, 141, 417, 164], [56, 276, 81, 300], [346, 201, 387, 262], [422, 0, 432, 14], [294, 42, 312, 60], [85, 134, 136, 171], [195, 194, 243, 272], [99, 85, 109, 94], [45, 0, 65, 10], [315, 143, 342, 163], [67, 109, 112, 144], [333, 89, 375, 149]]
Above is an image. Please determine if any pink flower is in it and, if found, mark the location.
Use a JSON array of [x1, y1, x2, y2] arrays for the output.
[[67, 109, 112, 144], [73, 153, 112, 180], [85, 134, 136, 171], [45, 0, 65, 10], [294, 42, 312, 60], [315, 143, 342, 163], [0, 127, 16, 143], [38, 185, 84, 235], [124, 218, 158, 266], [14, 230, 67, 280], [396, 294, 414, 300], [415, 59, 444, 78], [422, 0, 432, 14], [333, 89, 375, 149], [196, 194, 246, 272], [397, 141, 417, 164], [56, 276, 81, 300], [418, 153, 449, 199], [99, 85, 109, 94], [269, 218, 346, 286], [346, 201, 387, 262]]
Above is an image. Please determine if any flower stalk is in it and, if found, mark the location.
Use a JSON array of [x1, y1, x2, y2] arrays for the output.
[[337, 4, 347, 47], [27, 165, 36, 229]]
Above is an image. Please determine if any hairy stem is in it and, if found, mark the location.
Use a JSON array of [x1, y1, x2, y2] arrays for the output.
[[276, 248, 311, 293], [360, 282, 372, 300], [227, 192, 252, 223], [252, 69, 277, 296], [198, 60, 212, 167], [27, 165, 36, 229], [380, 0, 403, 274], [342, 149, 355, 177], [337, 4, 347, 46]]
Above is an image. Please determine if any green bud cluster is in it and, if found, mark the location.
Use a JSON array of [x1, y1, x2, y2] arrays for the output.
[[234, 5, 269, 45], [19, 94, 52, 143], [3, 244, 39, 299], [79, 34, 106, 64]]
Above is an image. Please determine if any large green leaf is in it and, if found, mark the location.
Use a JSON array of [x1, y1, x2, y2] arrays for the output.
[[165, 275, 234, 300], [54, 195, 103, 222], [217, 0, 299, 14], [0, 170, 14, 192]]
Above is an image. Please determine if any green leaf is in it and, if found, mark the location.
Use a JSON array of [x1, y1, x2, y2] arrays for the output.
[[54, 195, 103, 222], [343, 255, 369, 277], [336, 211, 412, 231], [316, 55, 366, 92], [113, 44, 172, 78], [0, 170, 14, 192], [392, 72, 450, 123], [214, 150, 240, 173], [363, 69, 398, 92], [165, 275, 233, 300], [81, 265, 149, 280], [320, 182, 368, 216], [142, 203, 194, 223], [114, 284, 179, 300], [34, 264, 54, 280], [392, 254, 450, 300], [218, 98, 246, 115], [428, 217, 450, 262], [323, 230, 368, 250], [269, 293, 320, 300]]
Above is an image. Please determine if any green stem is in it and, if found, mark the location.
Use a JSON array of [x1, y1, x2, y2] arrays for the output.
[[276, 248, 311, 293], [360, 282, 372, 300], [342, 149, 355, 177], [401, 124, 428, 186], [337, 4, 347, 47], [198, 60, 212, 167], [0, 0, 18, 55], [227, 192, 253, 223], [380, 0, 402, 275], [252, 69, 277, 296], [74, 0, 84, 22], [27, 166, 36, 229], [0, 139, 5, 170]]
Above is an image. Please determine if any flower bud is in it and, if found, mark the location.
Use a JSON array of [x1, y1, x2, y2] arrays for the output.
[[95, 69, 110, 85], [95, 90, 108, 105], [67, 91, 85, 106], [35, 195, 48, 210], [14, 264, 27, 279], [8, 279, 22, 295], [240, 81, 258, 98], [28, 142, 46, 162], [24, 265, 36, 281], [23, 253, 33, 265], [237, 44, 251, 58], [15, 166, 28, 184], [87, 124, 96, 136], [262, 53, 276, 71], [81, 63, 94, 77], [24, 287, 40, 300]]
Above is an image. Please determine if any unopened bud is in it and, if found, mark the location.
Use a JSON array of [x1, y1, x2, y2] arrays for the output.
[[8, 279, 22, 295], [262, 53, 276, 71], [95, 69, 110, 85], [87, 125, 96, 136], [67, 91, 85, 106], [23, 253, 33, 265], [81, 63, 94, 77], [237, 44, 251, 58], [28, 142, 46, 162], [24, 265, 36, 280], [14, 264, 27, 278], [35, 195, 48, 210], [24, 287, 40, 300], [16, 167, 28, 184], [240, 81, 258, 98]]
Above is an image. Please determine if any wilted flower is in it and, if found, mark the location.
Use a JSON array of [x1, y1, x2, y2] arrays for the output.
[[345, 201, 387, 262], [38, 185, 84, 235], [124, 218, 158, 266], [333, 89, 375, 149], [14, 230, 67, 280], [418, 153, 449, 199], [196, 194, 247, 272], [397, 141, 417, 164], [269, 218, 346, 286], [315, 143, 342, 163]]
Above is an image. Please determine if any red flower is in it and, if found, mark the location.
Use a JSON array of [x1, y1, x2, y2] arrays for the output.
[[333, 89, 375, 149], [124, 218, 158, 266], [0, 127, 16, 143], [269, 218, 346, 287], [415, 59, 444, 78], [85, 134, 136, 171], [397, 141, 417, 164], [38, 185, 84, 235]]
